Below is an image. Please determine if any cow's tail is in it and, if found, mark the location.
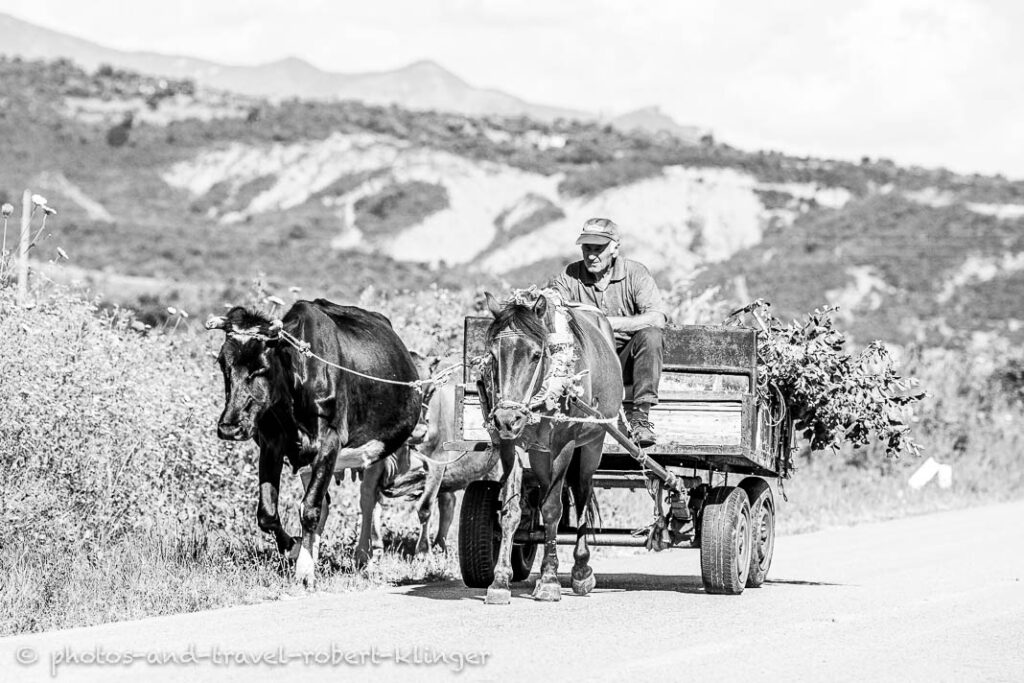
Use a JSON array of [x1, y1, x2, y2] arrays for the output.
[[383, 468, 427, 500]]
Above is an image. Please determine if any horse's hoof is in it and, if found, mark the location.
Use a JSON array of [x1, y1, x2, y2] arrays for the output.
[[571, 569, 596, 596], [532, 581, 562, 602], [484, 588, 511, 605]]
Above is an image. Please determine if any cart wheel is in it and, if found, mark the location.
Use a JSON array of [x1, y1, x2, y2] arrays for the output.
[[459, 481, 501, 588], [700, 486, 752, 595], [511, 543, 538, 581], [739, 478, 775, 588]]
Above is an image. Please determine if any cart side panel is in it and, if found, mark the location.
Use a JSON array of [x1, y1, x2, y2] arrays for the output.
[[463, 316, 491, 383], [662, 325, 757, 372]]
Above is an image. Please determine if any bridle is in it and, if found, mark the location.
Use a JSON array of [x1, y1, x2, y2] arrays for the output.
[[488, 329, 549, 425]]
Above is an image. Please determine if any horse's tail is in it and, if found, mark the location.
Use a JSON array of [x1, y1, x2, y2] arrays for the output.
[[565, 485, 603, 534], [584, 489, 603, 533], [382, 468, 427, 501]]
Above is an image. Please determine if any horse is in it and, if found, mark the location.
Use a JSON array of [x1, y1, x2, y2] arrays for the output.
[[480, 289, 623, 604], [385, 377, 500, 555]]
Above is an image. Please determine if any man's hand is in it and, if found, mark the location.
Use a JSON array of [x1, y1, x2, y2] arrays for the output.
[[607, 311, 667, 332]]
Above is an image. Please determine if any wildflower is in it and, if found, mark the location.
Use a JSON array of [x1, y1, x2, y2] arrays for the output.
[[1, 203, 12, 218], [266, 295, 285, 307], [31, 194, 48, 207], [56, 247, 69, 260], [167, 306, 178, 315]]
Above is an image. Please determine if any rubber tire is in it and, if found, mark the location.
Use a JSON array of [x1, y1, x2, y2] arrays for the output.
[[739, 478, 775, 588], [511, 543, 538, 581], [458, 481, 501, 588], [700, 486, 753, 595]]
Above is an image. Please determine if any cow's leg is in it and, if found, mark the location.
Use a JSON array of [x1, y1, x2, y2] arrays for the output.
[[257, 443, 295, 557], [415, 466, 444, 556], [571, 440, 602, 596], [434, 490, 456, 552], [530, 440, 574, 602], [334, 439, 386, 471], [486, 440, 521, 605], [293, 468, 330, 562], [356, 458, 387, 567], [295, 428, 340, 588]]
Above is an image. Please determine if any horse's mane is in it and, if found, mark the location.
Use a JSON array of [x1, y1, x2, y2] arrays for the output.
[[485, 298, 586, 350]]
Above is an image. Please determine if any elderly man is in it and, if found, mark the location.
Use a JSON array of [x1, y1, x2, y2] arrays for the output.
[[548, 217, 667, 446]]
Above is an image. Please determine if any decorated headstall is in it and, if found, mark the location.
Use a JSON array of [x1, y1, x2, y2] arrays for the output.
[[204, 315, 283, 343], [481, 287, 589, 421]]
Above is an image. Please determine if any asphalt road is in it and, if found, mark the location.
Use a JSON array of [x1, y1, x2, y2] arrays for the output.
[[4, 501, 1023, 683]]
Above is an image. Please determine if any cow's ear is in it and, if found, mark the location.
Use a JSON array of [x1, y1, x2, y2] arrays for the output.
[[409, 350, 431, 381], [484, 291, 502, 317]]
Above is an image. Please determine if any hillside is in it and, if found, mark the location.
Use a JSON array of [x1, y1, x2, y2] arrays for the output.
[[2, 57, 1023, 344]]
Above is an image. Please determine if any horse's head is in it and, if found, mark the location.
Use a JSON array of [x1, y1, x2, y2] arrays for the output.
[[483, 292, 548, 439], [206, 307, 288, 441], [483, 289, 585, 440]]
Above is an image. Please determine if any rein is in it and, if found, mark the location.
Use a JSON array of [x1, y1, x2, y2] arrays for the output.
[[268, 327, 470, 393]]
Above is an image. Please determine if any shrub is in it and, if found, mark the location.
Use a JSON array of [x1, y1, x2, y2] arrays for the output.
[[354, 180, 449, 238], [727, 301, 924, 458]]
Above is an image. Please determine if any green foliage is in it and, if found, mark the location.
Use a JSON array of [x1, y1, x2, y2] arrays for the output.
[[729, 301, 924, 457], [0, 288, 253, 554], [558, 159, 664, 198], [354, 180, 449, 238]]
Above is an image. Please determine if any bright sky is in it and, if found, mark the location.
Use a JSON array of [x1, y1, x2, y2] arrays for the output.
[[2, 0, 1022, 178]]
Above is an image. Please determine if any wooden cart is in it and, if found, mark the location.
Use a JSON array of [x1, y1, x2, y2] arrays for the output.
[[446, 317, 794, 595]]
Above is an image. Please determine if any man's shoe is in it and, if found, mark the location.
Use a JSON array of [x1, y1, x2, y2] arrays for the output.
[[628, 413, 657, 448]]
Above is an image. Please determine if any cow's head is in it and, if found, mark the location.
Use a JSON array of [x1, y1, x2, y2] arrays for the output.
[[206, 307, 287, 441]]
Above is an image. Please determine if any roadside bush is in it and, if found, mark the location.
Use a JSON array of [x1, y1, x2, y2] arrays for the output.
[[0, 288, 252, 554]]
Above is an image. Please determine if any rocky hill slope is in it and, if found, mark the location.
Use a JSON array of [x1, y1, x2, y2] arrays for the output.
[[2, 57, 1022, 345]]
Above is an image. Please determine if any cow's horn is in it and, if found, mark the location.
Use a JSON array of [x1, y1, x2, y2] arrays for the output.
[[205, 315, 229, 331]]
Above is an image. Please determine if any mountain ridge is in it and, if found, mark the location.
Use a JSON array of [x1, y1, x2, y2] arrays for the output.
[[0, 11, 630, 127]]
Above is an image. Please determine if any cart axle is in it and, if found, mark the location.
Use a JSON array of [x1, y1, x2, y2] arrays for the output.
[[515, 527, 694, 547]]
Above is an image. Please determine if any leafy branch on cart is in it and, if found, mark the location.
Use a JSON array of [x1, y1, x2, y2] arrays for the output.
[[727, 300, 925, 458]]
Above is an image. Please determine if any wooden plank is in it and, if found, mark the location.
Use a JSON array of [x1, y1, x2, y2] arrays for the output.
[[464, 319, 758, 380], [462, 398, 744, 447], [662, 325, 757, 370], [608, 402, 742, 447], [624, 371, 749, 401], [461, 396, 490, 441], [463, 316, 491, 383]]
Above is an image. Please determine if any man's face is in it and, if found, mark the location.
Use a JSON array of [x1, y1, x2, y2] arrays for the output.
[[581, 240, 619, 274]]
